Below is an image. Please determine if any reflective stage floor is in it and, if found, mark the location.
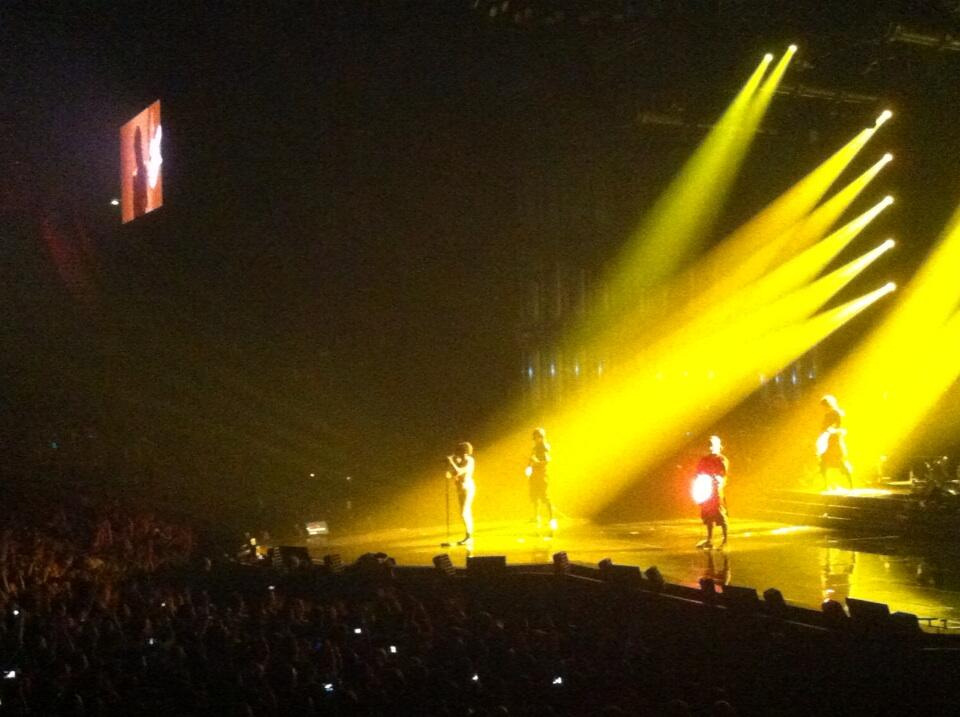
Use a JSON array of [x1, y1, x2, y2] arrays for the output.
[[310, 517, 960, 628]]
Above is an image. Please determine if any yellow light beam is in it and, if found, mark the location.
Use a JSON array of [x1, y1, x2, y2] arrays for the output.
[[854, 308, 960, 468], [717, 283, 897, 429], [722, 238, 896, 345], [824, 199, 960, 471], [692, 126, 879, 296], [368, 272, 897, 531], [756, 199, 960, 488], [673, 197, 894, 344], [741, 45, 796, 130], [600, 199, 892, 380], [372, 82, 893, 532], [541, 244, 894, 516], [606, 54, 774, 300], [646, 239, 896, 391], [581, 129, 886, 360], [749, 282, 897, 382], [773, 154, 893, 260]]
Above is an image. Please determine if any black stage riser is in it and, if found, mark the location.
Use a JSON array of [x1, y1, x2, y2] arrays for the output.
[[759, 490, 958, 538]]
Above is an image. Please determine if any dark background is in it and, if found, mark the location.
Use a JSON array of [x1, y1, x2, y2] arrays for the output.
[[2, 1, 959, 529]]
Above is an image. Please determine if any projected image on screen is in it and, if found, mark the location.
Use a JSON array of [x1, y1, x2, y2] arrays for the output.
[[120, 100, 163, 223]]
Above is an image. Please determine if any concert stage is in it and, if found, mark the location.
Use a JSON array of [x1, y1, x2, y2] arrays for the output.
[[298, 514, 960, 630]]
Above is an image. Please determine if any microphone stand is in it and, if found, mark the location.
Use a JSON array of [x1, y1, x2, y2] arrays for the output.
[[440, 461, 452, 547]]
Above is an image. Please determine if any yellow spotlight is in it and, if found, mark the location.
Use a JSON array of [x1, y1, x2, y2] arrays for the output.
[[882, 152, 893, 164], [831, 281, 897, 323], [883, 238, 895, 250], [764, 52, 774, 61], [842, 238, 896, 278], [882, 195, 894, 206], [875, 109, 893, 127], [859, 239, 894, 267], [582, 126, 889, 362], [600, 53, 776, 307], [788, 44, 798, 53]]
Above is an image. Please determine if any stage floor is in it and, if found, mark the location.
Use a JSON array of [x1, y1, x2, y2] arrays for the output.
[[308, 517, 960, 628]]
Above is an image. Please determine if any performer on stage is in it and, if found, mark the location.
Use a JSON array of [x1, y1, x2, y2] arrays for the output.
[[525, 427, 556, 531], [447, 442, 476, 545], [817, 394, 853, 489], [696, 435, 729, 550]]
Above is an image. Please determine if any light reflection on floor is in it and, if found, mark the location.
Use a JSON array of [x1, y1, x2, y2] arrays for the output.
[[313, 518, 960, 624], [819, 487, 902, 497]]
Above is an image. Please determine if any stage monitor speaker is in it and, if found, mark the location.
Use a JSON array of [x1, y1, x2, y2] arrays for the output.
[[433, 553, 456, 577], [722, 585, 760, 611], [598, 560, 641, 587], [552, 551, 570, 576], [467, 555, 507, 578], [763, 587, 787, 615], [270, 546, 311, 570], [890, 611, 921, 635], [846, 597, 890, 625], [644, 566, 665, 591]]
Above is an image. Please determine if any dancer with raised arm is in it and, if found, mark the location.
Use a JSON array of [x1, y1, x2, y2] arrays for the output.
[[447, 442, 476, 545]]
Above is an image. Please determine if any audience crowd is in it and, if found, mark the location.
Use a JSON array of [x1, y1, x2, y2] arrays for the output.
[[0, 488, 957, 716]]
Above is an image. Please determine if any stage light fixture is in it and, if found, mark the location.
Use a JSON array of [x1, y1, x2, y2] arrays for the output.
[[788, 44, 798, 53], [882, 152, 893, 163], [876, 109, 893, 127], [764, 52, 774, 61]]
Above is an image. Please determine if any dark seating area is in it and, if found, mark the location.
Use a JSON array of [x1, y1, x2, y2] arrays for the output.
[[1, 491, 958, 716]]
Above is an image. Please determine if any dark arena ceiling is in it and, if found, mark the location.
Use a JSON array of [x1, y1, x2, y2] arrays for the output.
[[467, 0, 960, 116]]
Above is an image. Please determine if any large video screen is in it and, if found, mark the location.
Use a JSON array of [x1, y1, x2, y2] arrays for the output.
[[120, 100, 163, 223]]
